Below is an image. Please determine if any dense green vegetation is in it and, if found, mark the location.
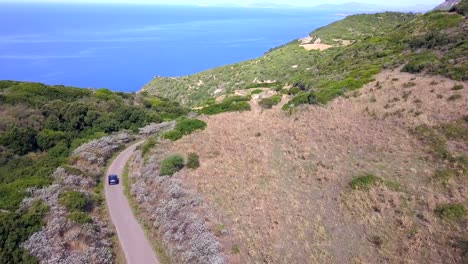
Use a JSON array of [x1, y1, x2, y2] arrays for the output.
[[0, 81, 187, 211], [0, 201, 49, 263], [160, 154, 185, 176], [164, 118, 207, 141], [59, 191, 92, 212], [144, 8, 467, 109], [0, 81, 187, 262], [310, 12, 415, 44], [68, 211, 93, 224], [199, 96, 251, 115]]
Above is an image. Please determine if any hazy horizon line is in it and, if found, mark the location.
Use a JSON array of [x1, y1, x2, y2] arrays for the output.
[[0, 1, 435, 9]]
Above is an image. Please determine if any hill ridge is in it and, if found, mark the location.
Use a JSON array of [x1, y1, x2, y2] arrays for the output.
[[143, 6, 467, 108]]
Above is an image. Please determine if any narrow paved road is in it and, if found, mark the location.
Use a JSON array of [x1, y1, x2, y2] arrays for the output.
[[105, 141, 159, 264]]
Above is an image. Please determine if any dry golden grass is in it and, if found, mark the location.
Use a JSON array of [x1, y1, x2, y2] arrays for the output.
[[158, 70, 467, 263]]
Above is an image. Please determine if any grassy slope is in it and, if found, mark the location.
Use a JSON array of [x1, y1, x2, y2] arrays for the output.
[[0, 81, 187, 263], [143, 10, 467, 107], [162, 69, 468, 263]]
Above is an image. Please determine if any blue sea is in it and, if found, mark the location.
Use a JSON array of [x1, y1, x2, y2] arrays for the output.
[[0, 4, 341, 92]]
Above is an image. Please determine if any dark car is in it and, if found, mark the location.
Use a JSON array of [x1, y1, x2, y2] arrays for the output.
[[108, 174, 119, 185]]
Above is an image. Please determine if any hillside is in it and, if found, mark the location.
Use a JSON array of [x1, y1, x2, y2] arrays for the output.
[[435, 0, 462, 10], [143, 9, 467, 108], [1, 1, 467, 263], [130, 2, 468, 263], [133, 69, 467, 263], [0, 81, 187, 263]]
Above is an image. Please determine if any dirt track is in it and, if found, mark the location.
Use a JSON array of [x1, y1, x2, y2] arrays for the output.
[[105, 141, 158, 264]]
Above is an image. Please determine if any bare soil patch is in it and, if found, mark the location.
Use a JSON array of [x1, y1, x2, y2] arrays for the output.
[[300, 43, 333, 51]]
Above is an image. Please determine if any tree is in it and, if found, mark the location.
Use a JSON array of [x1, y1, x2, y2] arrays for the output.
[[0, 127, 38, 155], [37, 130, 66, 151]]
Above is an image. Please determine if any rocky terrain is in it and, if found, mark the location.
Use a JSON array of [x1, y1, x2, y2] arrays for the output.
[[435, 0, 462, 10]]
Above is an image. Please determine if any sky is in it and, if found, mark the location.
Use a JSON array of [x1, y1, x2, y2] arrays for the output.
[[0, 0, 443, 8]]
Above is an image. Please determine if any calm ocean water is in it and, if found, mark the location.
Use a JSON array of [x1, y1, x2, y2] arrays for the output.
[[0, 4, 340, 92]]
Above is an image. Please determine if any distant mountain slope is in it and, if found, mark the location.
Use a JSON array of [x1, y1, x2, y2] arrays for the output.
[[143, 12, 416, 106], [143, 6, 467, 107], [313, 2, 389, 12], [434, 0, 461, 10]]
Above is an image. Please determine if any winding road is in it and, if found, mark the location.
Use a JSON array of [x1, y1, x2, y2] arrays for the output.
[[105, 141, 159, 264]]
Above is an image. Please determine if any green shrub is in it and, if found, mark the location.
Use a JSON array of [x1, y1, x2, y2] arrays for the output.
[[36, 129, 66, 151], [59, 191, 92, 212], [0, 201, 49, 263], [251, 89, 263, 95], [244, 82, 282, 89], [401, 52, 439, 74], [384, 180, 401, 191], [0, 157, 56, 210], [438, 121, 468, 141], [199, 97, 251, 115], [288, 87, 301, 95], [164, 118, 207, 141], [68, 211, 93, 224], [160, 154, 185, 176], [452, 84, 464, 90], [141, 138, 156, 157], [231, 244, 240, 254], [259, 95, 281, 109], [0, 126, 38, 155], [448, 94, 462, 101], [186, 153, 200, 169], [282, 92, 318, 110], [94, 88, 115, 100], [222, 96, 251, 104], [433, 169, 457, 182], [435, 203, 466, 220], [47, 142, 70, 159], [350, 174, 382, 190], [423, 11, 463, 30]]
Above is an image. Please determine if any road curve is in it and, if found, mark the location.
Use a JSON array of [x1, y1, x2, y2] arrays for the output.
[[105, 141, 159, 264]]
